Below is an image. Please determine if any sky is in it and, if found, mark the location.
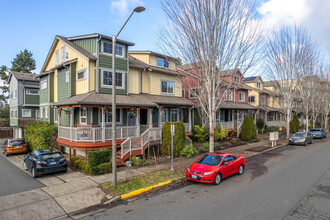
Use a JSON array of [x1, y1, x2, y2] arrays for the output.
[[0, 0, 330, 75]]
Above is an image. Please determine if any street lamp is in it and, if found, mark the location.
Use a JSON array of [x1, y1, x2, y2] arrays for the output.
[[112, 6, 145, 186]]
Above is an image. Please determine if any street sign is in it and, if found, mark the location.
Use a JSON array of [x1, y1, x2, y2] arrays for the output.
[[171, 124, 175, 135], [171, 124, 175, 171], [270, 132, 279, 141]]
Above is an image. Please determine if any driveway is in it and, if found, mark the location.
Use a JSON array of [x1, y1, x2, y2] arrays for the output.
[[0, 153, 44, 196]]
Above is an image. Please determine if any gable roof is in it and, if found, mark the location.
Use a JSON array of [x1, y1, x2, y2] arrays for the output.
[[243, 76, 263, 83], [9, 71, 38, 83], [263, 80, 280, 87], [67, 33, 135, 46], [129, 50, 179, 61]]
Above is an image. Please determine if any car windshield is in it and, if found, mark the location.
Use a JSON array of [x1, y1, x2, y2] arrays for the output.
[[9, 140, 24, 146], [197, 154, 222, 166], [40, 153, 62, 160], [293, 133, 306, 137], [309, 129, 321, 132]]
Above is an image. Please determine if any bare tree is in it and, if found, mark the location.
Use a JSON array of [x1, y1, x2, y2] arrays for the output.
[[264, 24, 317, 138], [160, 0, 264, 152], [319, 64, 330, 130]]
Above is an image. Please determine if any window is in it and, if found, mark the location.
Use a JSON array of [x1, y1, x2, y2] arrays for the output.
[[77, 70, 86, 80], [234, 76, 240, 83], [14, 90, 17, 98], [10, 91, 13, 99], [102, 42, 124, 57], [225, 90, 233, 101], [248, 96, 255, 103], [239, 92, 245, 102], [41, 80, 47, 89], [256, 82, 261, 88], [80, 107, 87, 124], [45, 107, 48, 119], [161, 80, 174, 94], [36, 110, 40, 119], [99, 109, 121, 124], [55, 50, 59, 65], [26, 89, 39, 95], [260, 95, 267, 105], [171, 109, 179, 122], [14, 110, 17, 119], [65, 71, 69, 83], [61, 47, 65, 63], [157, 58, 170, 68], [189, 88, 199, 98], [40, 107, 43, 118], [102, 70, 124, 88], [182, 89, 185, 98], [10, 110, 13, 119], [54, 109, 58, 122], [22, 109, 31, 117], [162, 109, 168, 122]]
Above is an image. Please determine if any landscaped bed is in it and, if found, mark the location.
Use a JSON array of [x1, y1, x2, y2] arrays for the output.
[[101, 169, 185, 196]]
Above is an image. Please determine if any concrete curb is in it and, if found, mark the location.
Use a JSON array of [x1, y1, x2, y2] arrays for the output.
[[121, 180, 172, 199]]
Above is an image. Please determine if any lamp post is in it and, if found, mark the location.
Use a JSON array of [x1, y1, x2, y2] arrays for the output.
[[112, 6, 145, 186]]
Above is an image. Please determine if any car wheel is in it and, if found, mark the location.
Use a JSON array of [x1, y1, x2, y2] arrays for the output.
[[214, 173, 221, 185], [4, 151, 8, 157], [305, 141, 308, 146], [238, 165, 244, 175], [311, 139, 313, 144], [32, 166, 38, 178], [23, 161, 28, 171]]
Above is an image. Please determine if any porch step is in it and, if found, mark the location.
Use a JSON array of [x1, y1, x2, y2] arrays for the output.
[[112, 142, 150, 166]]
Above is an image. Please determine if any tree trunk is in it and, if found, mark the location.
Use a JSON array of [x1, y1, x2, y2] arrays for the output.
[[324, 115, 328, 130], [209, 111, 215, 153], [286, 109, 291, 139], [305, 115, 309, 132]]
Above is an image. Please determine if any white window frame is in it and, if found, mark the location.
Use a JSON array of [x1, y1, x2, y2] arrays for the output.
[[248, 96, 255, 103], [101, 41, 125, 58], [189, 88, 199, 99], [161, 80, 175, 95], [65, 71, 70, 83], [234, 76, 240, 83], [10, 110, 13, 119], [156, 57, 170, 69], [162, 109, 168, 122], [77, 69, 87, 81], [14, 110, 17, 119], [225, 90, 233, 101], [182, 89, 185, 98], [61, 46, 65, 63], [36, 110, 40, 119], [26, 89, 39, 95], [40, 107, 43, 118], [99, 108, 122, 125], [54, 108, 58, 123], [22, 109, 32, 118], [101, 68, 125, 90], [256, 82, 261, 89], [239, 92, 245, 102], [80, 107, 87, 125], [45, 107, 48, 119], [170, 109, 179, 122], [55, 50, 59, 65], [10, 91, 13, 99], [41, 80, 47, 89]]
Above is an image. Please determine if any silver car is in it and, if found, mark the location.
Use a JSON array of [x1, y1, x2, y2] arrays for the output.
[[289, 132, 313, 146]]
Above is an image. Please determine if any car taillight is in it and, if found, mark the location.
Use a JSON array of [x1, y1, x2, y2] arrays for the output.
[[36, 161, 46, 165], [7, 145, 13, 148]]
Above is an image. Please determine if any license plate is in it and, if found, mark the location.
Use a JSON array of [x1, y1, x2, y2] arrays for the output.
[[191, 175, 197, 179], [50, 162, 57, 165]]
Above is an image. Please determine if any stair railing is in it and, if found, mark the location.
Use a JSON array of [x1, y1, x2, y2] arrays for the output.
[[121, 137, 131, 159]]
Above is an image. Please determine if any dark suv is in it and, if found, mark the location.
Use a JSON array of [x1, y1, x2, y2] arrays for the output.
[[308, 128, 327, 139], [23, 149, 68, 178]]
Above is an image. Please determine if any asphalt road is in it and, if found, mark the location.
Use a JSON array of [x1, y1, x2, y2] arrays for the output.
[[0, 153, 44, 197], [81, 139, 330, 220]]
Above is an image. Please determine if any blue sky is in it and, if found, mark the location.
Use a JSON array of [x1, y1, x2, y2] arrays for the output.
[[1, 0, 329, 75]]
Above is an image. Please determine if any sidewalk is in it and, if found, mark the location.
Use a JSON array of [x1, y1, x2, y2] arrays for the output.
[[0, 138, 287, 219]]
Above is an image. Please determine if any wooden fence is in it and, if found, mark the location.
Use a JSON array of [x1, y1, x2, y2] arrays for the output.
[[0, 127, 13, 138]]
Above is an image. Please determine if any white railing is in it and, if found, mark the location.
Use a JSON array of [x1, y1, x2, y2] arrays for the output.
[[58, 126, 137, 142]]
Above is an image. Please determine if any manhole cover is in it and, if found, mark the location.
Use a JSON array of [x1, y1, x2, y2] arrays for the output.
[[246, 146, 271, 152]]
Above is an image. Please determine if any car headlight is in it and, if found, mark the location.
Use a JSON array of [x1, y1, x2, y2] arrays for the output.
[[203, 172, 213, 176], [187, 168, 190, 172]]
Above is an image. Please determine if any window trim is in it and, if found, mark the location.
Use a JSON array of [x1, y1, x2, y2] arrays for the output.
[[65, 70, 70, 83], [36, 110, 40, 119], [225, 90, 233, 101], [248, 96, 255, 103], [80, 107, 87, 125], [99, 108, 123, 125], [101, 68, 126, 90], [10, 110, 13, 119], [161, 80, 175, 95], [76, 68, 87, 81], [189, 88, 200, 99], [40, 107, 43, 118], [156, 57, 170, 69], [55, 50, 59, 65], [170, 108, 179, 122], [101, 41, 126, 58], [61, 46, 66, 63], [26, 88, 39, 95], [45, 107, 48, 119], [239, 92, 245, 102], [182, 89, 185, 98], [41, 80, 47, 90], [234, 76, 240, 84], [256, 81, 261, 89], [22, 109, 32, 118], [54, 108, 58, 123], [14, 110, 17, 119]]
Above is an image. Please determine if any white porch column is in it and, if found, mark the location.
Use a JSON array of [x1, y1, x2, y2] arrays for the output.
[[232, 109, 235, 128], [188, 107, 192, 132], [148, 108, 153, 129], [136, 108, 140, 136], [264, 111, 268, 126], [158, 106, 163, 128], [69, 107, 74, 141], [57, 108, 60, 136], [101, 107, 105, 142]]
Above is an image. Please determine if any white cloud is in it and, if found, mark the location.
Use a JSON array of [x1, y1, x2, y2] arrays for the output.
[[111, 0, 144, 17]]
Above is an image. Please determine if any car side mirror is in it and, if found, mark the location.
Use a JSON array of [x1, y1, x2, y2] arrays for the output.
[[224, 162, 230, 165]]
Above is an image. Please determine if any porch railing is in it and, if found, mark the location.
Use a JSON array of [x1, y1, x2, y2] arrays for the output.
[[159, 122, 191, 132], [58, 126, 137, 142]]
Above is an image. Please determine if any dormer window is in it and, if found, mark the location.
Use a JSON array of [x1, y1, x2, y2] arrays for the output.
[[234, 76, 240, 83], [157, 58, 170, 68], [102, 42, 124, 57], [256, 82, 261, 88], [55, 50, 59, 65]]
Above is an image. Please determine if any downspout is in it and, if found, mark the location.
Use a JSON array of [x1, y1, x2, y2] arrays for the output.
[[96, 36, 101, 93]]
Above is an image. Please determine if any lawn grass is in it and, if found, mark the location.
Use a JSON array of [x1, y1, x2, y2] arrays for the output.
[[102, 169, 185, 196]]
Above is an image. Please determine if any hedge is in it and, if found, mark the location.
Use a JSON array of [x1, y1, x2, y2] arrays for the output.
[[240, 116, 257, 141], [161, 121, 186, 156], [24, 121, 58, 151], [290, 114, 299, 133], [88, 149, 112, 175]]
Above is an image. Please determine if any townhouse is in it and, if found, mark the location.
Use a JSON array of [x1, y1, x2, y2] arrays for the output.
[[243, 76, 285, 127], [8, 71, 40, 138], [38, 34, 193, 163]]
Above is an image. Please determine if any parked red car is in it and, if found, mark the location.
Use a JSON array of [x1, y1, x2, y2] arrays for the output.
[[186, 152, 245, 185]]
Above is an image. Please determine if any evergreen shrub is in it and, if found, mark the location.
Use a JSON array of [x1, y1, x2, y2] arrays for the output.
[[179, 144, 198, 158], [87, 149, 112, 175], [161, 121, 186, 156]]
